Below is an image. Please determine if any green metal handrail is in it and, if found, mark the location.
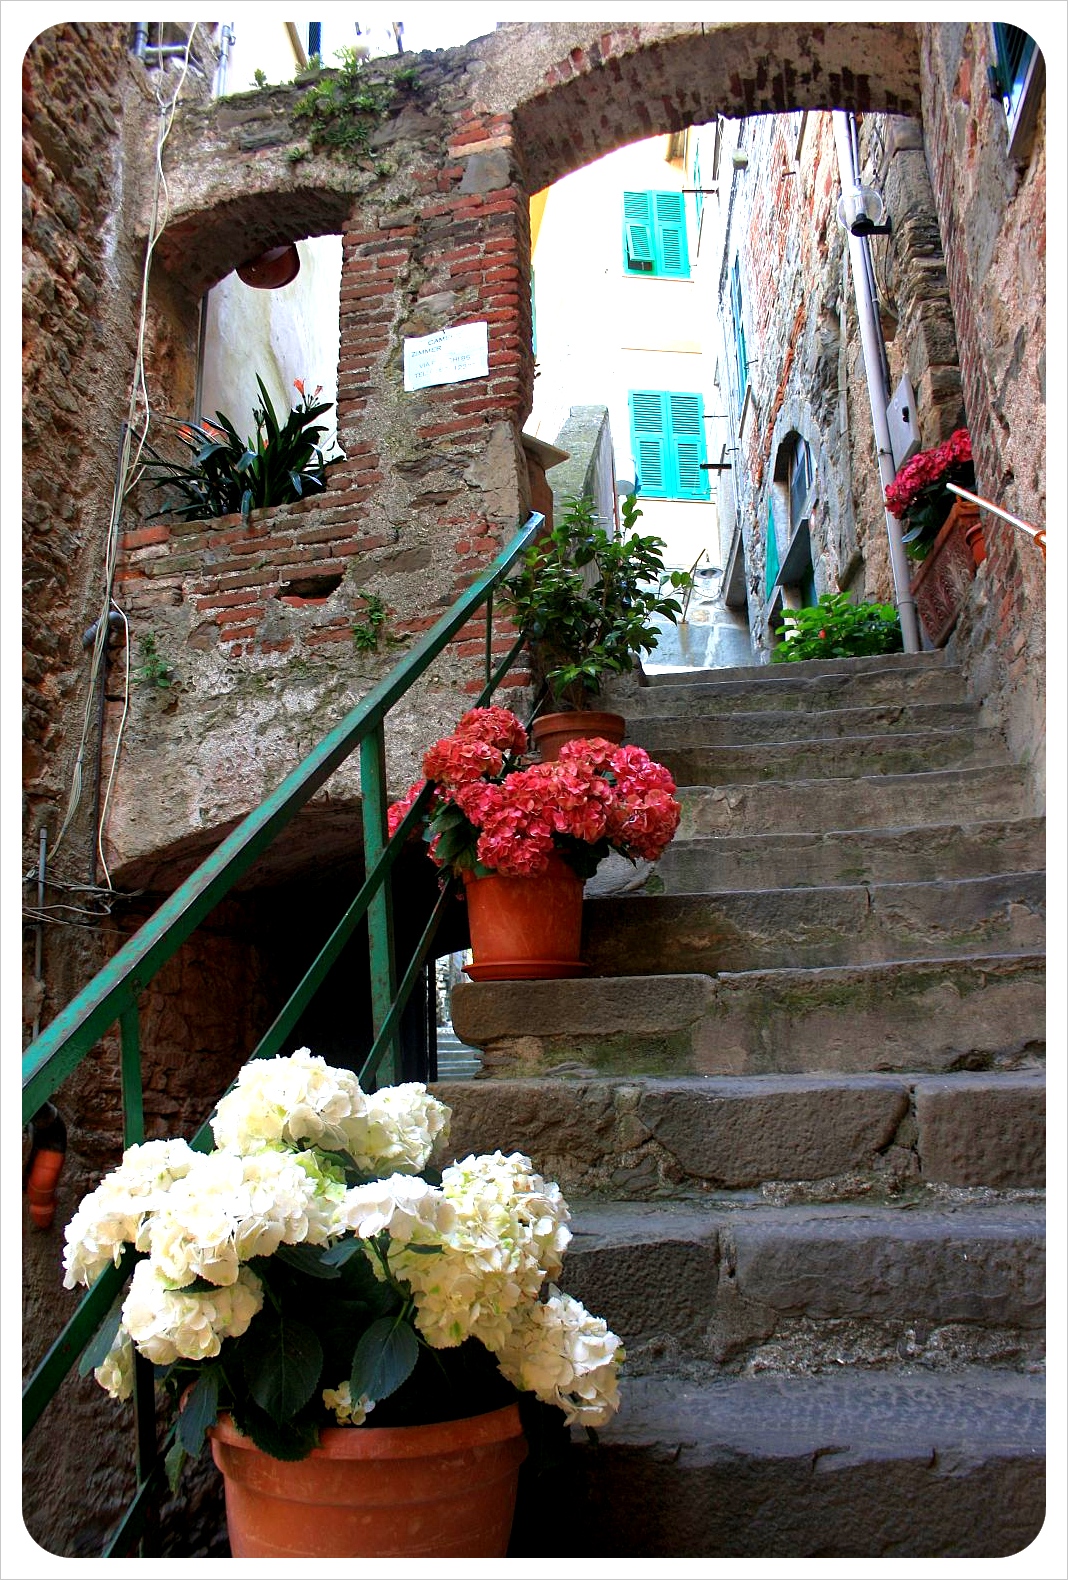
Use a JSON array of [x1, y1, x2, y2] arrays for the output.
[[21, 510, 543, 1553]]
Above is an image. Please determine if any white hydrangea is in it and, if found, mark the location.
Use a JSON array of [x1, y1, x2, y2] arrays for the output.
[[389, 1152, 572, 1353], [347, 1084, 451, 1175], [210, 1048, 370, 1156], [495, 1288, 624, 1428], [333, 1173, 455, 1242], [147, 1145, 342, 1287], [121, 1259, 263, 1366], [62, 1138, 202, 1289], [321, 1380, 376, 1426], [93, 1325, 135, 1401]]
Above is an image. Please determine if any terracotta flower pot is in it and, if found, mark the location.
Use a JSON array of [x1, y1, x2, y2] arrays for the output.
[[909, 498, 985, 648], [209, 1404, 527, 1558], [462, 852, 586, 979], [530, 710, 625, 762]]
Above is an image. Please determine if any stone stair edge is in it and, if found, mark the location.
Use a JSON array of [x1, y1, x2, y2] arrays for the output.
[[631, 650, 956, 687]]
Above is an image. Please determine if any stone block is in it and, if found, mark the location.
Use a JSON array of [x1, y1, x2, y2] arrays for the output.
[[552, 1373, 1045, 1558], [636, 1074, 909, 1186], [915, 1072, 1046, 1186]]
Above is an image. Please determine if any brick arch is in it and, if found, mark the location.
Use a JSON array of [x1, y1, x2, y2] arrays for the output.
[[153, 183, 356, 297], [479, 20, 923, 193]]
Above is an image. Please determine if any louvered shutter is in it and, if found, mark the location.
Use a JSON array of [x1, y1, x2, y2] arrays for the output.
[[629, 391, 668, 497], [654, 192, 690, 278], [623, 192, 655, 273], [765, 501, 781, 602], [668, 393, 707, 499]]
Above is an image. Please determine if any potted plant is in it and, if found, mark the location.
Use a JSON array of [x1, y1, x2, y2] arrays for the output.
[[64, 1049, 624, 1558], [389, 706, 681, 979], [884, 428, 977, 562], [142, 377, 336, 524], [884, 429, 983, 647], [501, 492, 690, 759]]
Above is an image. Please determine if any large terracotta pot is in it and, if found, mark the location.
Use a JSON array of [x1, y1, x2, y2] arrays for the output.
[[909, 498, 985, 648], [530, 709, 625, 762], [462, 852, 586, 980], [209, 1404, 527, 1558]]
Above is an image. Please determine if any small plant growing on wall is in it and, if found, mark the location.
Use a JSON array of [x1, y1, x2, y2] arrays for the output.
[[143, 378, 333, 524], [351, 594, 408, 653], [771, 592, 903, 663], [290, 47, 418, 164], [135, 632, 173, 689]]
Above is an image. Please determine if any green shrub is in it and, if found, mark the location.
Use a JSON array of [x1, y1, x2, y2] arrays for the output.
[[772, 592, 903, 663]]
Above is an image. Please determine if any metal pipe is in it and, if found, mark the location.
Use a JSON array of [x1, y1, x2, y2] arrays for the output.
[[832, 112, 921, 653], [132, 22, 147, 58]]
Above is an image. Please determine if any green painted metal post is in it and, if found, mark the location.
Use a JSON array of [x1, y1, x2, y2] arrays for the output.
[[119, 1006, 144, 1147], [361, 721, 400, 1086]]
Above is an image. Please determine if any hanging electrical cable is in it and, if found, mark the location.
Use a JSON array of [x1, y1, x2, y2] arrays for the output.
[[48, 28, 197, 891]]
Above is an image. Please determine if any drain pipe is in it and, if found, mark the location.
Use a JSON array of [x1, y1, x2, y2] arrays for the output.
[[832, 111, 921, 653]]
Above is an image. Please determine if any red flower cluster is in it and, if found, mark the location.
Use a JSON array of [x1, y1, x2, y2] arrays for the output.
[[388, 708, 681, 880], [884, 429, 972, 520]]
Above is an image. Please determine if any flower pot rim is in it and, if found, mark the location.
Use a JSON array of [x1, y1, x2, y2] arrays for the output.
[[211, 1401, 523, 1463]]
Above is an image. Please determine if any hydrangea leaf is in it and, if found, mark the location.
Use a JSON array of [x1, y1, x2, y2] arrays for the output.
[[349, 1316, 419, 1404]]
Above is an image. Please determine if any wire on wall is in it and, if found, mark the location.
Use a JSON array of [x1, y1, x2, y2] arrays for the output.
[[47, 29, 197, 898]]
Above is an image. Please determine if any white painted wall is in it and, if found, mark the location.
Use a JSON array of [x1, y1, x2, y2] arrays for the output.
[[528, 136, 720, 573], [198, 236, 343, 457]]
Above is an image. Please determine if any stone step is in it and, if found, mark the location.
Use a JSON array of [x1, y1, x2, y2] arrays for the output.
[[648, 728, 1008, 788], [626, 696, 983, 748], [434, 1027, 482, 1080], [431, 1071, 1045, 1198], [582, 872, 1045, 973], [555, 1199, 1044, 1369], [449, 957, 1046, 1078], [541, 1371, 1045, 1558], [675, 764, 1031, 837], [621, 656, 967, 717], [647, 818, 1046, 891]]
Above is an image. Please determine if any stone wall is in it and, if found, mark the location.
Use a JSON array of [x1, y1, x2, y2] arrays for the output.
[[919, 23, 1046, 808]]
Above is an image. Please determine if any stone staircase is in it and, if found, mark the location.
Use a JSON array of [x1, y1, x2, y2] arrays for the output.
[[434, 651, 1045, 1559]]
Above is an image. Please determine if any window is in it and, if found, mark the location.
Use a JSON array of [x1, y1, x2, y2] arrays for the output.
[[989, 25, 1043, 159], [622, 191, 690, 278], [308, 22, 322, 57], [628, 390, 709, 500], [788, 436, 813, 529], [729, 258, 749, 401]]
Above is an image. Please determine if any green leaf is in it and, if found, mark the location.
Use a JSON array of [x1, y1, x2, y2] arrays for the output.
[[230, 1400, 321, 1461], [242, 1313, 323, 1422], [273, 1243, 343, 1280], [165, 1440, 188, 1495], [350, 1316, 419, 1404], [77, 1294, 126, 1378], [176, 1366, 221, 1458]]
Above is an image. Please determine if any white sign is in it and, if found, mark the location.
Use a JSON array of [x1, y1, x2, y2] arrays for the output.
[[403, 322, 489, 392]]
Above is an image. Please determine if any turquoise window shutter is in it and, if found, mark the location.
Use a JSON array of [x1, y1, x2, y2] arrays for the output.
[[629, 391, 709, 500], [668, 393, 708, 498], [730, 259, 748, 398], [623, 191, 691, 279], [765, 500, 781, 602], [629, 390, 668, 496], [623, 191, 655, 272], [653, 192, 690, 277]]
